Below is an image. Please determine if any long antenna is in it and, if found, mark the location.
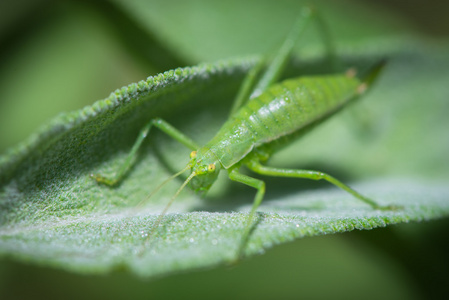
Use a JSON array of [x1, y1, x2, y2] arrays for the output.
[[136, 163, 191, 208], [143, 171, 197, 249], [158, 171, 196, 222]]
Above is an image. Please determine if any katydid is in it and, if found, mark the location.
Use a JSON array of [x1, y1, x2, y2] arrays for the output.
[[92, 7, 394, 254]]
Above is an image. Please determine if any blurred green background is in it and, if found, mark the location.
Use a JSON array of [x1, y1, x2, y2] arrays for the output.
[[0, 0, 448, 299]]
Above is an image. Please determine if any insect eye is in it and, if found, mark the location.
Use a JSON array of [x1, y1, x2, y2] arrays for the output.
[[208, 163, 216, 172], [190, 151, 197, 159]]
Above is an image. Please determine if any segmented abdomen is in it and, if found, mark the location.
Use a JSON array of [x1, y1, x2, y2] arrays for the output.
[[206, 73, 361, 168]]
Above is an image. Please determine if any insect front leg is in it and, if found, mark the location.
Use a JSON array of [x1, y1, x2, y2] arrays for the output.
[[246, 160, 396, 210], [227, 168, 266, 257], [91, 118, 199, 186]]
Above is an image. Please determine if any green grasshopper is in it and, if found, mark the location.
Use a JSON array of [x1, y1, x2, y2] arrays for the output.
[[92, 8, 394, 253]]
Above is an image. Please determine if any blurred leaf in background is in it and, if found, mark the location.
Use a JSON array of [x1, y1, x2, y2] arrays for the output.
[[0, 0, 449, 299], [0, 0, 416, 152]]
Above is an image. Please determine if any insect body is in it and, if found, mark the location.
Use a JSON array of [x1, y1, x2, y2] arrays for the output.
[[190, 73, 363, 191], [92, 8, 394, 255], [202, 75, 361, 169]]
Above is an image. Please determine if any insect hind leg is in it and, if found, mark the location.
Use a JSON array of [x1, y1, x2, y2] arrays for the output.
[[246, 161, 396, 210], [230, 7, 338, 117], [250, 7, 338, 100]]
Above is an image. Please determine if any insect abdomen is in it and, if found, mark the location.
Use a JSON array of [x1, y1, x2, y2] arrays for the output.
[[252, 75, 360, 139], [207, 74, 361, 168]]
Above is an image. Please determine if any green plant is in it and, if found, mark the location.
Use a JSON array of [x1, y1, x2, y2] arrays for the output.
[[1, 0, 448, 298]]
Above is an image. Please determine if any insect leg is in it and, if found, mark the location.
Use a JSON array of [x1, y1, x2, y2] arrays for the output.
[[91, 118, 199, 186], [227, 168, 266, 255], [230, 7, 316, 116], [250, 7, 315, 98], [229, 59, 265, 116], [313, 9, 338, 72], [247, 161, 393, 210], [250, 7, 338, 99], [228, 169, 266, 222], [230, 8, 338, 115]]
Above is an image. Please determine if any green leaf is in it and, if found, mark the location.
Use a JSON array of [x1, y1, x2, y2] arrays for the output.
[[1, 43, 449, 278], [1, 0, 448, 280]]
